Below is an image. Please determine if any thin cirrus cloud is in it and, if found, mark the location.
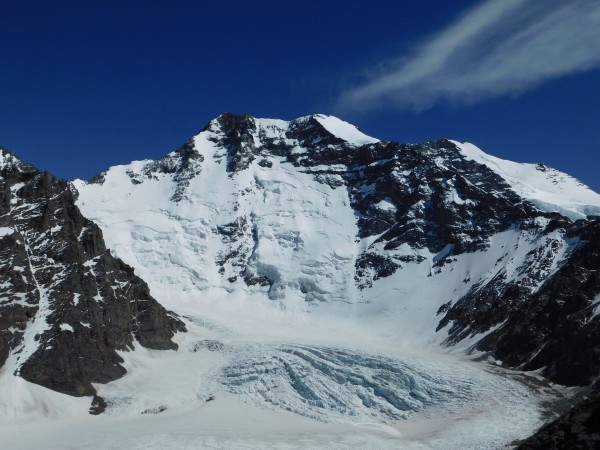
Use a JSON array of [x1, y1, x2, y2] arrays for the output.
[[336, 0, 600, 113]]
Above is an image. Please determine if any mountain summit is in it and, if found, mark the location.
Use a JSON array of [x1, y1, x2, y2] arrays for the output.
[[2, 114, 600, 447]]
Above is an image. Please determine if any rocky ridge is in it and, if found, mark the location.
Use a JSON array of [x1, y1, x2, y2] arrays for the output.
[[0, 148, 184, 399]]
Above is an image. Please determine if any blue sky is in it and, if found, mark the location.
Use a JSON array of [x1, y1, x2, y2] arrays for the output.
[[1, 0, 599, 191]]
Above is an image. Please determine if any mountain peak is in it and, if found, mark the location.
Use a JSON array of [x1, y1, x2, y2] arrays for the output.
[[0, 147, 35, 175], [202, 113, 379, 148], [21, 112, 600, 446], [302, 114, 380, 146], [81, 114, 600, 221]]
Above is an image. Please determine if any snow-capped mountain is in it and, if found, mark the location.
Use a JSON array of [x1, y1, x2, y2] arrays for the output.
[[73, 113, 600, 381], [2, 113, 600, 448]]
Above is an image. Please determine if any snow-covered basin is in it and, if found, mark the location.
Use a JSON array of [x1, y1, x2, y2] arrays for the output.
[[1, 287, 556, 450], [1, 224, 566, 448]]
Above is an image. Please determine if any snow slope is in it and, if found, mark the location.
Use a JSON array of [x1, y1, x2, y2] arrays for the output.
[[72, 115, 585, 348], [63, 114, 599, 447], [454, 140, 600, 220], [312, 114, 380, 145], [73, 118, 362, 310]]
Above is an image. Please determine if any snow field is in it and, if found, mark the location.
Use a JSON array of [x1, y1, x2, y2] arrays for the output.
[[63, 116, 597, 448], [454, 140, 600, 220]]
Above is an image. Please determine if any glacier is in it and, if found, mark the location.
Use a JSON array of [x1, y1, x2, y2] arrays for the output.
[[3, 113, 600, 448]]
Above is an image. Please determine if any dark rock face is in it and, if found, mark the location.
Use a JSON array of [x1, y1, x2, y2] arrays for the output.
[[439, 219, 600, 387], [0, 148, 185, 397], [517, 389, 600, 449], [120, 138, 204, 202]]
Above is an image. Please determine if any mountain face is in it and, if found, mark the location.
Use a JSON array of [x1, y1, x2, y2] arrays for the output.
[[73, 113, 600, 385], [440, 218, 600, 386], [69, 113, 600, 445], [0, 149, 184, 399], [3, 113, 600, 447]]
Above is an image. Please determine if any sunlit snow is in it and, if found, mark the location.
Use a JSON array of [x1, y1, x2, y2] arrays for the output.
[[312, 114, 380, 145], [454, 140, 600, 219], [4, 116, 585, 448]]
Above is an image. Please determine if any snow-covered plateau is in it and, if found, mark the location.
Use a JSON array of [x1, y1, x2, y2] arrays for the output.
[[2, 114, 600, 448]]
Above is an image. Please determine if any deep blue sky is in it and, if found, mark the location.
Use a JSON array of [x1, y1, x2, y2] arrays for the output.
[[1, 0, 599, 191]]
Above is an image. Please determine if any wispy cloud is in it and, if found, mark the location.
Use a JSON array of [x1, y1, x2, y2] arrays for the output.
[[337, 0, 600, 112]]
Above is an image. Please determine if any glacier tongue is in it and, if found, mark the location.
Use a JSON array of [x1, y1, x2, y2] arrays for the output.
[[220, 343, 500, 422], [66, 113, 600, 448], [2, 310, 550, 450]]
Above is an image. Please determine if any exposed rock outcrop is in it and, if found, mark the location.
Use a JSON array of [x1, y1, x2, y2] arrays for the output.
[[0, 148, 185, 397]]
